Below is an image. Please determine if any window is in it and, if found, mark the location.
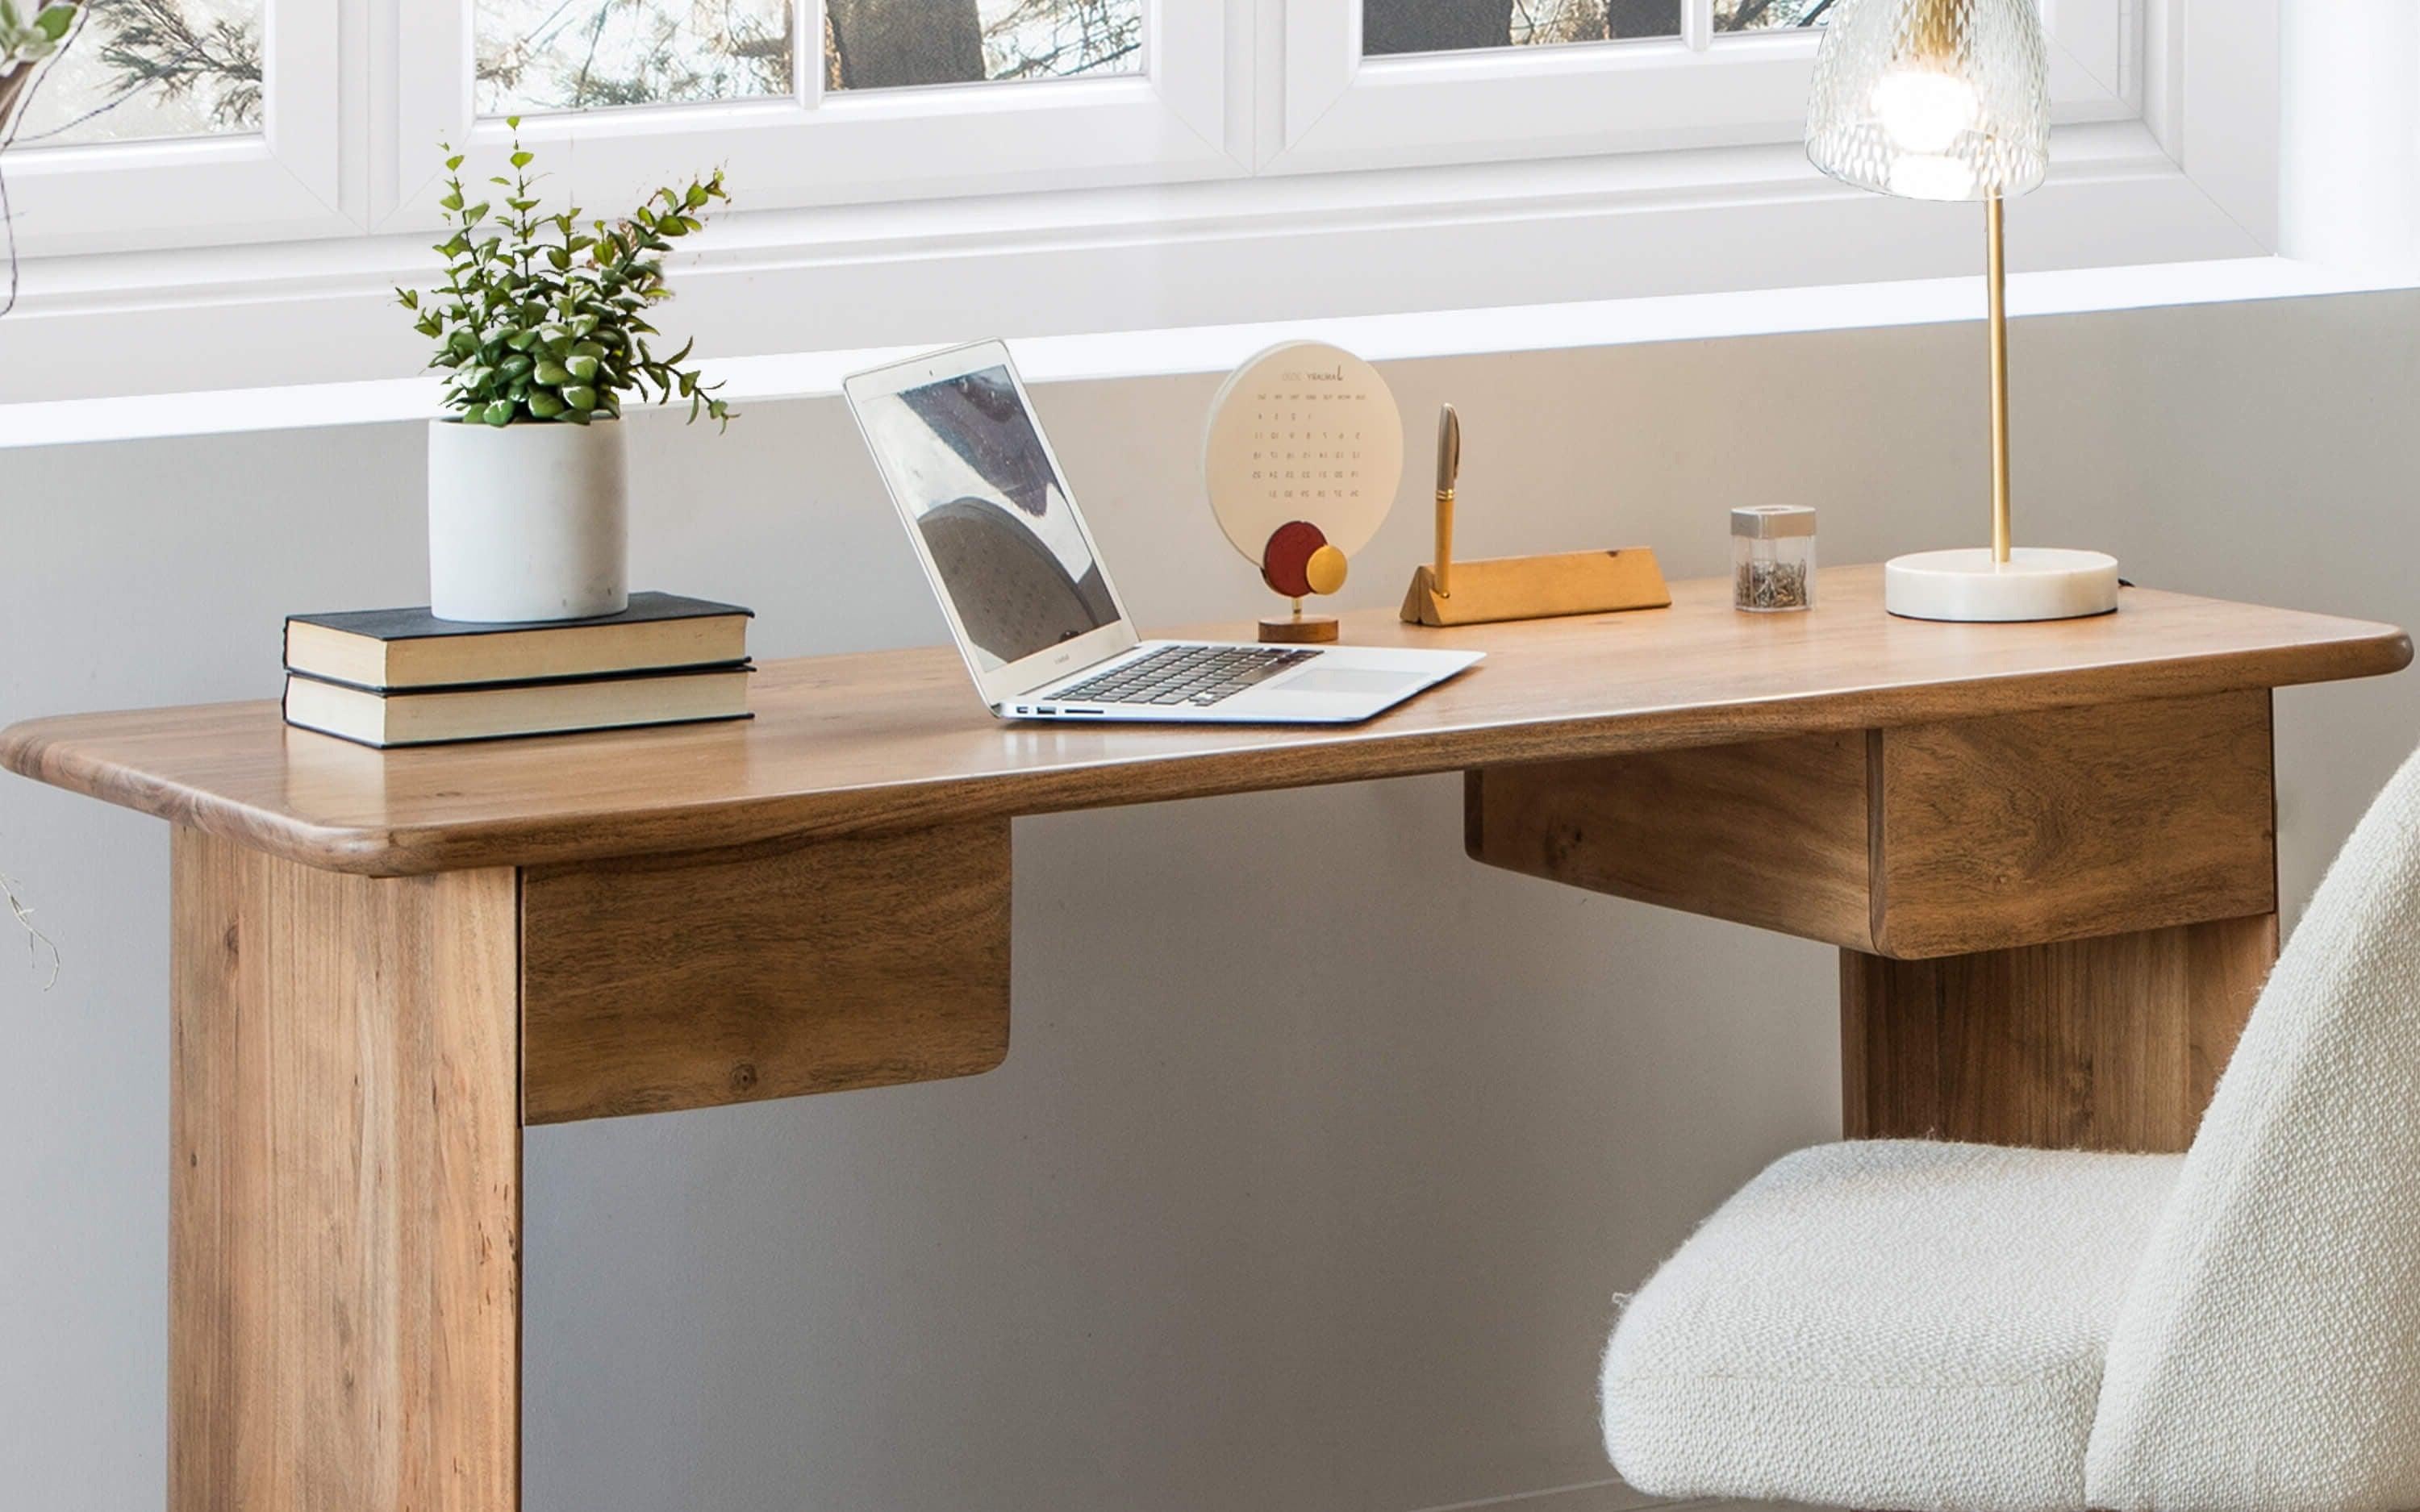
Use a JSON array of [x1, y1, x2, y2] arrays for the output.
[[1366, 0, 1680, 55], [474, 0, 796, 115], [1713, 0, 1827, 33], [826, 0, 1145, 90], [0, 0, 2291, 402], [12, 0, 264, 147]]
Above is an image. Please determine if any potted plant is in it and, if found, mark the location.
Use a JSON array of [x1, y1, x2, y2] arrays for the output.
[[400, 123, 733, 623]]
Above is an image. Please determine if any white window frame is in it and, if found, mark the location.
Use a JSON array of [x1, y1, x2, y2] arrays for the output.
[[0, 0, 2295, 403], [3, 0, 350, 257]]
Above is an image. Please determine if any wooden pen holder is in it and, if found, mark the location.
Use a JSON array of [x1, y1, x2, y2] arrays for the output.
[[1400, 548, 1671, 627]]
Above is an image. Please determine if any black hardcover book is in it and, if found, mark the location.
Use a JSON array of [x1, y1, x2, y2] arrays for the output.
[[285, 592, 753, 691], [282, 663, 755, 749]]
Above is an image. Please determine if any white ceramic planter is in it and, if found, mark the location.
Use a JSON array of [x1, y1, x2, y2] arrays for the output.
[[427, 418, 629, 623]]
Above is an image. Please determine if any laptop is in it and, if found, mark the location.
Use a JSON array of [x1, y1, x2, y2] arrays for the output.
[[844, 339, 1483, 724]]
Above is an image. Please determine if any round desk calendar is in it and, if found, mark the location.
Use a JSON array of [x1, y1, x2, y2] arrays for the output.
[[1201, 341, 1404, 642]]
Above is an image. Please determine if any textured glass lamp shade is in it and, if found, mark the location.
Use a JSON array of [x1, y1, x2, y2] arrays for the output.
[[1805, 0, 2050, 202]]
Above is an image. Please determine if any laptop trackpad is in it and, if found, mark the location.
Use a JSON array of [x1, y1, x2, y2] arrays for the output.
[[1276, 668, 1423, 696]]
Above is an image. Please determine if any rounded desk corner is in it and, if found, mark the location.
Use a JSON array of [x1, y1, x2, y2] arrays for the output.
[[2381, 630, 2415, 675], [0, 716, 70, 784]]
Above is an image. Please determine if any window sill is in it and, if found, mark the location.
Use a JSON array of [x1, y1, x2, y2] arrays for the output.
[[0, 255, 2399, 452]]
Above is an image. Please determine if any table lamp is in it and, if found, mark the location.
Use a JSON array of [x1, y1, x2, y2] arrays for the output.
[[1806, 0, 2118, 621]]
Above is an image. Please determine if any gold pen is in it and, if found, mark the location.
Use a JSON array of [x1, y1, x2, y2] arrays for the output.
[[1434, 403, 1459, 599]]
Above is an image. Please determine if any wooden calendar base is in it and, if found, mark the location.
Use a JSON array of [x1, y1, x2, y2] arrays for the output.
[[1260, 614, 1340, 644]]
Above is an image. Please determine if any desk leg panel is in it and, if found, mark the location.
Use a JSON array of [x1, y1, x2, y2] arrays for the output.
[[169, 829, 520, 1512], [1840, 913, 2276, 1152]]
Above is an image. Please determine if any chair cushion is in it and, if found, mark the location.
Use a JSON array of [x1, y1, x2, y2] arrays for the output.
[[1602, 1139, 2181, 1512]]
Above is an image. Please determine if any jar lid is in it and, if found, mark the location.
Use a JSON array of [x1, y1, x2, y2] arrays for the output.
[[1731, 505, 1816, 539]]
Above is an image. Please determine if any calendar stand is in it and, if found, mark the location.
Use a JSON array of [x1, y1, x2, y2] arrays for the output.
[[1259, 599, 1341, 644], [1204, 341, 1403, 644]]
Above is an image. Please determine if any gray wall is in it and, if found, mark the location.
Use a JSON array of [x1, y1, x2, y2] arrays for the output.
[[3, 289, 2414, 1512]]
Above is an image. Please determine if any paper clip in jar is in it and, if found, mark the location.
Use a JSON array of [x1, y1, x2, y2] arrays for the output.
[[1732, 506, 1816, 613]]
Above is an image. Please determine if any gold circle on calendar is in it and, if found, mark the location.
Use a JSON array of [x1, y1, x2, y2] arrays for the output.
[[1201, 340, 1403, 565]]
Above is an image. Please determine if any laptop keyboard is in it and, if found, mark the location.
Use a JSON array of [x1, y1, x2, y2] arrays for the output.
[[1049, 644, 1321, 707]]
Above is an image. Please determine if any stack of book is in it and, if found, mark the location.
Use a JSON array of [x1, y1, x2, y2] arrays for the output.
[[282, 593, 754, 748]]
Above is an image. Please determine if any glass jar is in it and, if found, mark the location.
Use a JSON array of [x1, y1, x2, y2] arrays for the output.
[[1732, 506, 1816, 612]]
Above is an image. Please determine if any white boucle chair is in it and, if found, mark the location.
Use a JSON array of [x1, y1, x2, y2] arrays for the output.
[[1600, 741, 2420, 1512]]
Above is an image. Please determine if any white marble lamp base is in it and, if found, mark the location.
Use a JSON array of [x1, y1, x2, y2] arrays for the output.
[[1884, 547, 2122, 623]]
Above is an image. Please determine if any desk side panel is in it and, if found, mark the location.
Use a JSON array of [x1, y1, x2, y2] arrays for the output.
[[1466, 691, 2277, 960], [1463, 731, 1878, 950], [519, 820, 1012, 1123], [1870, 689, 2276, 957]]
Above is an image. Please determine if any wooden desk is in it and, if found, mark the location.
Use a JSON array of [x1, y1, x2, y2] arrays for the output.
[[4, 564, 2406, 1512]]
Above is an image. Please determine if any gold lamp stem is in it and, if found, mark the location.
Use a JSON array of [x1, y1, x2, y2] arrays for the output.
[[1985, 194, 2011, 564]]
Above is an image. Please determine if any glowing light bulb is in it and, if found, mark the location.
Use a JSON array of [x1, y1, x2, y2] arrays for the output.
[[1870, 65, 1978, 156]]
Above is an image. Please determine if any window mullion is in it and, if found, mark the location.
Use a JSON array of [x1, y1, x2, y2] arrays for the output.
[[1684, 0, 1713, 50]]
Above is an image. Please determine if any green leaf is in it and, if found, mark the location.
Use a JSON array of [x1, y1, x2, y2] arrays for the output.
[[34, 4, 75, 42], [547, 246, 570, 271], [559, 405, 592, 426], [527, 388, 567, 419], [482, 399, 516, 427], [533, 360, 570, 385], [511, 150, 534, 169], [440, 190, 462, 211], [445, 153, 465, 171], [499, 354, 534, 381], [565, 354, 600, 383], [561, 384, 597, 411]]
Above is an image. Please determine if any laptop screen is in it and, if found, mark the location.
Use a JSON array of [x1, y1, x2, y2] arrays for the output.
[[853, 364, 1119, 673]]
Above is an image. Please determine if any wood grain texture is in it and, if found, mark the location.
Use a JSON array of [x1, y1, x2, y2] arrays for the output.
[[1841, 914, 2277, 1152], [1467, 692, 2277, 959], [1870, 690, 2276, 957], [520, 822, 1012, 1123], [1399, 548, 1671, 626], [1467, 731, 1874, 946], [2, 568, 2404, 877], [170, 828, 519, 1512]]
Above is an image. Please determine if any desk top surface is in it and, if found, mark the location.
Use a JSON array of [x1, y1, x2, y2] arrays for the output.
[[4, 565, 2407, 876]]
